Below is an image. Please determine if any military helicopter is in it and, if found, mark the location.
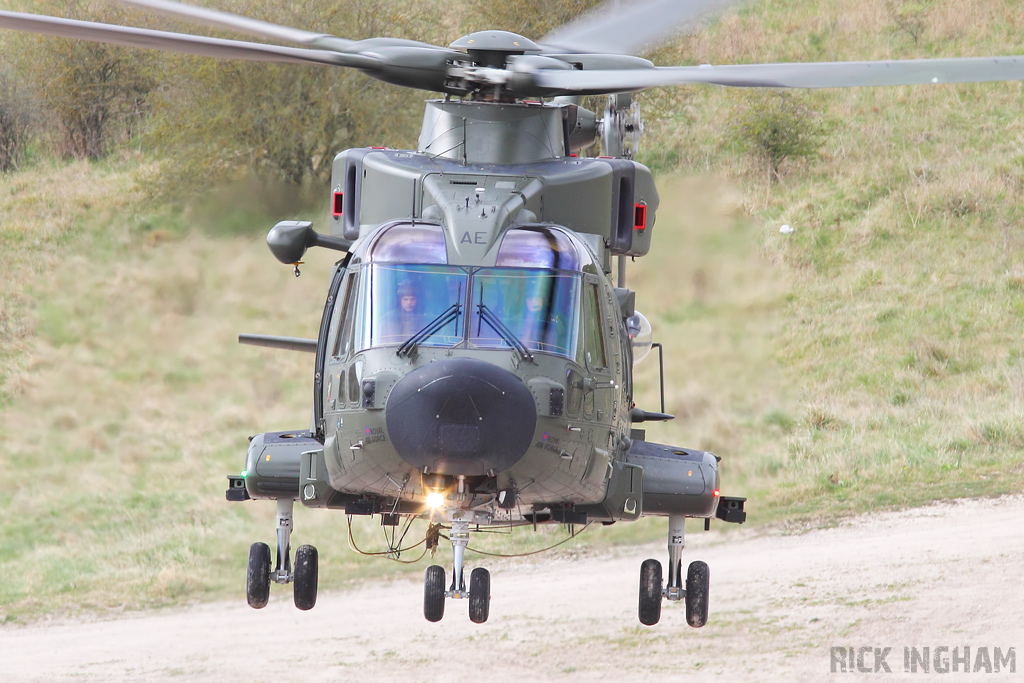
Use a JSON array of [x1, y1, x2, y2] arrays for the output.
[[5, 0, 1024, 627]]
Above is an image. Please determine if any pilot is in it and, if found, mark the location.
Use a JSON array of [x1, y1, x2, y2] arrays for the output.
[[517, 287, 568, 352], [396, 279, 425, 337], [525, 293, 547, 318]]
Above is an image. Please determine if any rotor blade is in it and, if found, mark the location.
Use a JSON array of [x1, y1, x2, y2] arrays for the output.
[[117, 0, 353, 51], [539, 0, 723, 56], [530, 55, 1024, 94], [238, 334, 317, 354], [0, 11, 372, 67]]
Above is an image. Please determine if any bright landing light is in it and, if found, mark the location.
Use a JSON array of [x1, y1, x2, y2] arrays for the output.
[[425, 492, 446, 509]]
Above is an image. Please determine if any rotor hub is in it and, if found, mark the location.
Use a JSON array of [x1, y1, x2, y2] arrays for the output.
[[450, 30, 541, 69]]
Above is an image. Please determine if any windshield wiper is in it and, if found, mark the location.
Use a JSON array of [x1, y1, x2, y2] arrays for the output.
[[475, 284, 534, 362], [396, 285, 463, 357]]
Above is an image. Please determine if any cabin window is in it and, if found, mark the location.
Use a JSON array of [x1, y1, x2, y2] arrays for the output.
[[582, 281, 608, 370], [331, 270, 358, 358], [348, 360, 362, 406]]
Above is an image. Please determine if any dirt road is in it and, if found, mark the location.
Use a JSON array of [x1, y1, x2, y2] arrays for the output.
[[2, 495, 1022, 682]]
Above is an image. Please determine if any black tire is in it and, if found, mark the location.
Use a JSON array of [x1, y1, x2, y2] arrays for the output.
[[246, 542, 272, 609], [293, 544, 319, 611], [685, 560, 710, 628], [638, 558, 662, 626], [468, 567, 491, 624], [424, 565, 446, 622]]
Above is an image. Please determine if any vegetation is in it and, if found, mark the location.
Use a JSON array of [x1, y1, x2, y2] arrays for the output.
[[0, 68, 34, 172], [1, 0, 1023, 621], [724, 90, 830, 182]]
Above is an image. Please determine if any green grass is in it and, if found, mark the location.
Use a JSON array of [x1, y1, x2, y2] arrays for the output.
[[2, 0, 1024, 622]]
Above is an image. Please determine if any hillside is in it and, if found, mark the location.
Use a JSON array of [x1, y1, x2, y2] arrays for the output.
[[631, 0, 1024, 519], [1, 0, 1023, 621]]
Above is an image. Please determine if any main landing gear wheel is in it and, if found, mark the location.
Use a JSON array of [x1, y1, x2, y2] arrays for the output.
[[469, 567, 491, 624], [638, 558, 663, 626], [293, 544, 319, 611], [424, 565, 446, 622], [685, 560, 710, 628], [246, 542, 271, 609]]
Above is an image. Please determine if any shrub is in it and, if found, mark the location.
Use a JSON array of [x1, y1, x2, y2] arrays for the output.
[[725, 90, 829, 183], [0, 67, 33, 172]]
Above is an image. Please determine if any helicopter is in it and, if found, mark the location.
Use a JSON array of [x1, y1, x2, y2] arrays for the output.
[[4, 0, 1024, 628]]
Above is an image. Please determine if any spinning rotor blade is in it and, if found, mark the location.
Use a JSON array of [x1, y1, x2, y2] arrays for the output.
[[539, 0, 722, 56], [117, 0, 353, 51], [531, 55, 1024, 94], [0, 10, 367, 66], [119, 0, 463, 92]]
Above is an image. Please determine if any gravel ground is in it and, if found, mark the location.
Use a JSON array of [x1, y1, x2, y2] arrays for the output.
[[2, 494, 1022, 682]]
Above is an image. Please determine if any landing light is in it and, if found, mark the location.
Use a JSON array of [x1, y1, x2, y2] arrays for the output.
[[426, 492, 446, 509]]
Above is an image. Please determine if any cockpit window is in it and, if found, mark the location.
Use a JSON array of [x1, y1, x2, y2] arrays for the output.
[[470, 268, 580, 357], [495, 227, 581, 271], [355, 264, 466, 350], [351, 225, 586, 358], [368, 223, 447, 264]]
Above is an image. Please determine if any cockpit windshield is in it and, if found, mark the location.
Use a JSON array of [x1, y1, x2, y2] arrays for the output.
[[351, 223, 584, 358], [470, 269, 579, 357], [356, 264, 466, 349]]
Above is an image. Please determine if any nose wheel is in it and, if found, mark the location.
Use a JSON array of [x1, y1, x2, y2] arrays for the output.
[[245, 499, 320, 611], [423, 515, 491, 623], [293, 544, 319, 611], [637, 514, 710, 626], [468, 568, 491, 623], [246, 541, 272, 609]]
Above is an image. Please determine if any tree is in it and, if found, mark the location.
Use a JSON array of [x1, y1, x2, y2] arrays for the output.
[[19, 1, 155, 160], [146, 0, 441, 188]]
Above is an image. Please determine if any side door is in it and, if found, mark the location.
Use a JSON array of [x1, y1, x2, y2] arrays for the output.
[[314, 255, 351, 441]]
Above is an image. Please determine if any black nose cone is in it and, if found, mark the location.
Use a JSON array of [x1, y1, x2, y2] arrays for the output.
[[385, 358, 537, 476]]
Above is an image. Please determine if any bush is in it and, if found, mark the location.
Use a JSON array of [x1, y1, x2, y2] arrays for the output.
[[725, 90, 829, 183], [0, 67, 33, 172]]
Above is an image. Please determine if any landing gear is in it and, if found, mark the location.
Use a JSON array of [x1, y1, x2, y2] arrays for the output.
[[638, 558, 662, 626], [246, 542, 271, 609], [245, 499, 320, 611], [637, 514, 710, 627], [469, 568, 491, 624], [424, 565, 446, 622], [422, 511, 491, 623], [293, 544, 319, 611], [685, 560, 709, 627]]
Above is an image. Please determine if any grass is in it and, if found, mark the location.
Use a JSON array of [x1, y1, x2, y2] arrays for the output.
[[1, 0, 1024, 621], [631, 0, 1024, 522]]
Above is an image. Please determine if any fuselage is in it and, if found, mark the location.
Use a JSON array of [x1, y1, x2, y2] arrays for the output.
[[318, 219, 631, 511]]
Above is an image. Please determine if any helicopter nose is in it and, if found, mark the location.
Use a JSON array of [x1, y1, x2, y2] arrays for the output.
[[385, 358, 537, 476]]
